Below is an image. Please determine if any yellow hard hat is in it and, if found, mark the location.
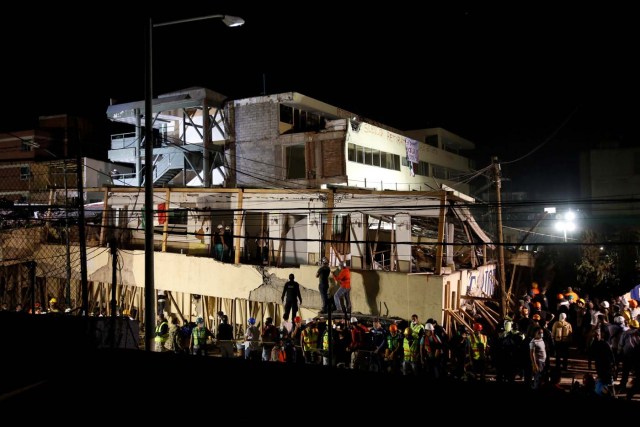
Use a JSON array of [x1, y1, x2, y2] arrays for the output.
[[49, 298, 57, 304]]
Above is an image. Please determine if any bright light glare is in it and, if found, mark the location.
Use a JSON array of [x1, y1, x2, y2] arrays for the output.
[[555, 221, 565, 231], [565, 222, 576, 232], [565, 211, 576, 221]]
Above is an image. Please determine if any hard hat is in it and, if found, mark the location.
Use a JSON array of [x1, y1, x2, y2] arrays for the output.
[[196, 317, 204, 324], [224, 225, 230, 230], [294, 316, 302, 323], [473, 323, 483, 332], [629, 299, 638, 308], [578, 298, 586, 304], [350, 316, 358, 323], [613, 316, 625, 325], [628, 319, 639, 329], [504, 320, 513, 332], [557, 293, 565, 300], [559, 313, 567, 321], [50, 298, 57, 304], [531, 282, 538, 289], [122, 309, 130, 316], [566, 294, 574, 301], [248, 317, 256, 325], [389, 324, 398, 332], [601, 301, 610, 309], [321, 257, 328, 264], [217, 224, 223, 229], [403, 327, 412, 337], [425, 323, 435, 331]]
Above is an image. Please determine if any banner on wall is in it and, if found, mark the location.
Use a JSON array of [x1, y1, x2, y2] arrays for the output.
[[462, 264, 497, 298]]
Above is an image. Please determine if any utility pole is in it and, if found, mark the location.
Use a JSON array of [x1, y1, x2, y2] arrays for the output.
[[493, 156, 507, 318]]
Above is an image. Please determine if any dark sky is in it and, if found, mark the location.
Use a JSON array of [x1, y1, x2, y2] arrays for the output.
[[1, 3, 637, 199]]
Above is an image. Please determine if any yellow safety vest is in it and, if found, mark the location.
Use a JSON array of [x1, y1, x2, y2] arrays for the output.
[[154, 321, 168, 343]]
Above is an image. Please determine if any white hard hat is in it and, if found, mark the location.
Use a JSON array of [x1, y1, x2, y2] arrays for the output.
[[425, 323, 435, 331], [350, 316, 358, 323], [601, 301, 610, 309]]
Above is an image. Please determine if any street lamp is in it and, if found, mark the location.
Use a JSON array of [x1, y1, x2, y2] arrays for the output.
[[143, 14, 244, 351], [555, 210, 577, 242]]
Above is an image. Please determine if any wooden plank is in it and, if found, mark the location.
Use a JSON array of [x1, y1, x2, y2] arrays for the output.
[[435, 192, 447, 275]]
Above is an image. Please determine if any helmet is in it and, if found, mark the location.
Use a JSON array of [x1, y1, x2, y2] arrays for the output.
[[294, 316, 302, 323], [217, 224, 223, 229], [531, 282, 538, 289], [473, 323, 483, 332], [566, 294, 574, 301], [629, 299, 638, 308], [532, 314, 541, 321], [628, 319, 639, 329], [196, 317, 204, 324], [248, 317, 256, 325], [321, 257, 328, 264], [224, 225, 230, 230], [557, 293, 565, 300], [342, 261, 347, 268], [601, 301, 610, 309], [49, 298, 57, 304], [614, 316, 625, 325], [403, 327, 412, 337], [578, 298, 586, 305], [504, 320, 513, 332], [389, 324, 398, 332], [350, 316, 358, 323], [425, 323, 435, 331]]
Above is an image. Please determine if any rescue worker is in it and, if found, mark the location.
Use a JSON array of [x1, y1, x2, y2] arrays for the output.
[[301, 319, 319, 364], [385, 323, 402, 374], [281, 273, 302, 322], [190, 317, 213, 356], [468, 322, 488, 381], [48, 298, 61, 314], [244, 317, 261, 361], [154, 313, 169, 352], [421, 322, 442, 379], [402, 327, 420, 375], [316, 257, 332, 313], [333, 262, 351, 315]]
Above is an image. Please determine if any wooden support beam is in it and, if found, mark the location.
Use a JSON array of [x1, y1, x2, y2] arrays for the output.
[[435, 192, 447, 275]]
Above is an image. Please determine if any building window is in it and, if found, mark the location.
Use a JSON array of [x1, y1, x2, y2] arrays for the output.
[[279, 104, 293, 125], [348, 143, 356, 162], [20, 166, 30, 180], [425, 135, 438, 148], [286, 145, 306, 179], [169, 209, 189, 225], [433, 165, 447, 179], [372, 149, 380, 167]]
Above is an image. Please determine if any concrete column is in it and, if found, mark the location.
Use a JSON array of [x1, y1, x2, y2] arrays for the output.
[[349, 212, 367, 269], [307, 212, 322, 264], [202, 101, 211, 187], [395, 213, 412, 272]]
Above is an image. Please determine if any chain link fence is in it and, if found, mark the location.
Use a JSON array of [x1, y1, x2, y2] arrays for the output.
[[0, 159, 86, 313]]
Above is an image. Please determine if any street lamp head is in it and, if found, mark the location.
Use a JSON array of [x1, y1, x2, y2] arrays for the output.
[[222, 15, 245, 27]]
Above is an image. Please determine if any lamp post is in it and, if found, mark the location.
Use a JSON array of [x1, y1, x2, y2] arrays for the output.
[[143, 14, 244, 351]]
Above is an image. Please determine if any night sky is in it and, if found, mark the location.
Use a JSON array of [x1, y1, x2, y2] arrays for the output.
[[1, 3, 637, 200]]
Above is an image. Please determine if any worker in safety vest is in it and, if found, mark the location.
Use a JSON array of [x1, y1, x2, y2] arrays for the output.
[[154, 313, 169, 352], [468, 322, 488, 381]]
